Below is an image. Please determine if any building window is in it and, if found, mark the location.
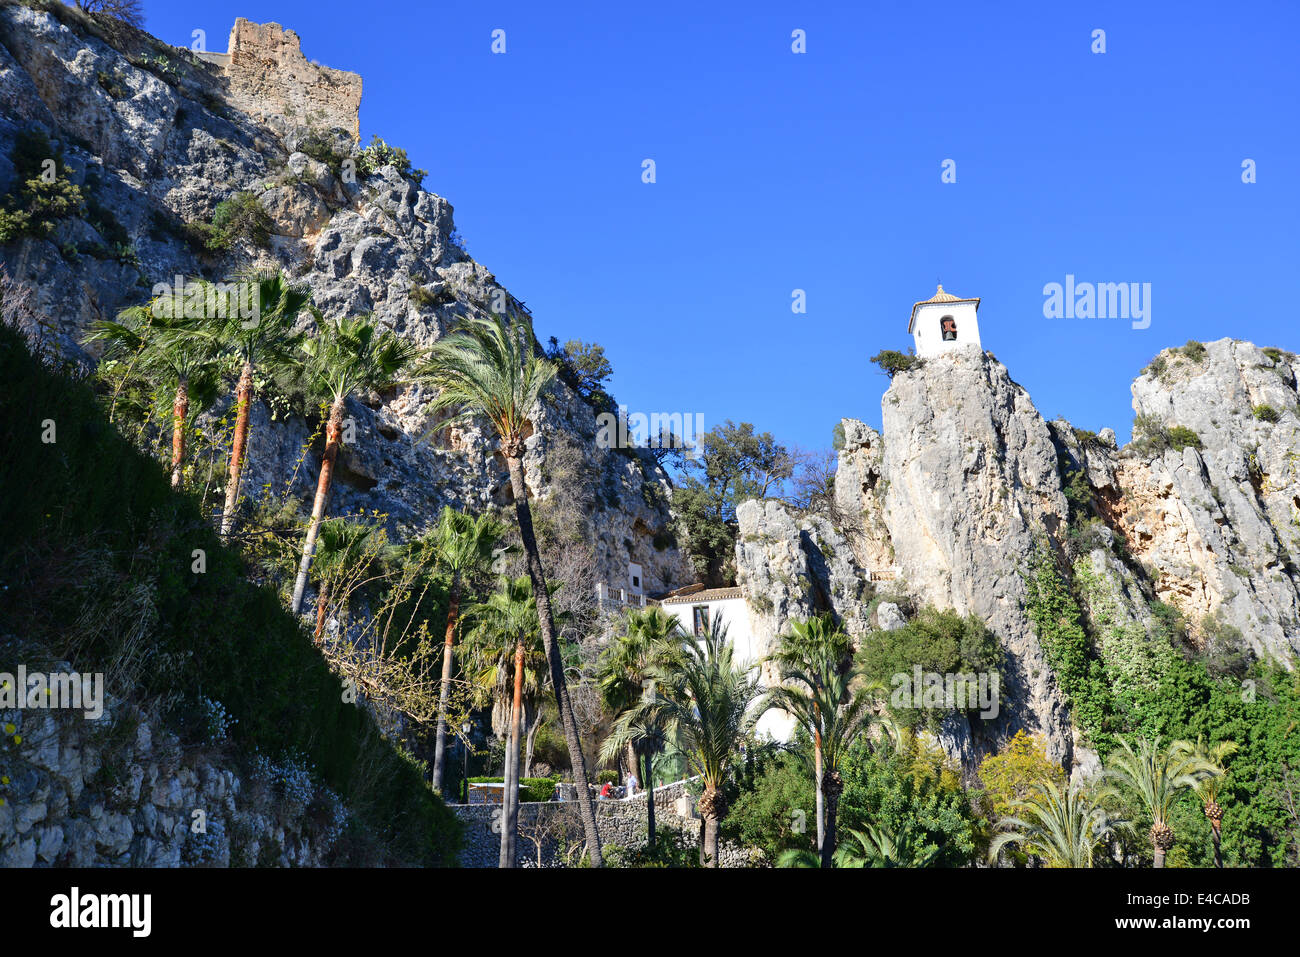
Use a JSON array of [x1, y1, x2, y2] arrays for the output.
[[632, 575, 640, 589], [691, 606, 709, 637], [941, 316, 957, 341]]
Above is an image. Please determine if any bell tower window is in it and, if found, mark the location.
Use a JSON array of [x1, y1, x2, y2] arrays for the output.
[[941, 316, 957, 341]]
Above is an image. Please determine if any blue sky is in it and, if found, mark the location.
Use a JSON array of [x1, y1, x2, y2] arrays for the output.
[[147, 1, 1299, 450]]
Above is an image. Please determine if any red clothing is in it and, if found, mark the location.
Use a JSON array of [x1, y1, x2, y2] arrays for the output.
[[599, 783, 612, 798]]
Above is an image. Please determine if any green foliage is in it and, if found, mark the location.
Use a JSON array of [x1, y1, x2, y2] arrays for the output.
[[672, 420, 793, 585], [831, 421, 847, 451], [0, 129, 86, 242], [1166, 426, 1202, 451], [1131, 413, 1201, 455], [1023, 541, 1114, 747], [978, 731, 1067, 818], [856, 606, 1004, 731], [0, 325, 461, 864], [723, 750, 815, 862], [191, 191, 273, 252], [596, 769, 620, 785], [296, 129, 351, 168], [1179, 340, 1207, 362], [1253, 403, 1281, 423], [870, 349, 919, 378], [1263, 347, 1285, 364], [544, 337, 614, 410], [837, 736, 980, 867], [356, 136, 427, 186]]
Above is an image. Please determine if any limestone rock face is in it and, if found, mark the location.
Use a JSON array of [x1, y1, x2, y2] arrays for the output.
[[0, 4, 691, 596], [879, 348, 1073, 763], [1107, 339, 1300, 661]]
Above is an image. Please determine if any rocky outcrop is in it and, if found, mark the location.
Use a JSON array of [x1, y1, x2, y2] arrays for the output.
[[0, 2, 690, 596], [877, 347, 1073, 763], [1102, 339, 1300, 662]]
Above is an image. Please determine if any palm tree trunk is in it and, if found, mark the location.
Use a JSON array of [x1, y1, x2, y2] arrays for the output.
[[431, 576, 462, 794], [170, 375, 189, 489], [290, 397, 344, 614], [499, 639, 525, 868], [1211, 822, 1223, 869], [524, 709, 541, 779], [220, 361, 254, 537], [821, 770, 842, 869], [814, 715, 825, 857], [643, 750, 655, 852], [505, 453, 603, 867], [314, 582, 329, 642]]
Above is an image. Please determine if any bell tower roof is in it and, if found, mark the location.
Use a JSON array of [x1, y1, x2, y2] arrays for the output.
[[908, 284, 980, 333]]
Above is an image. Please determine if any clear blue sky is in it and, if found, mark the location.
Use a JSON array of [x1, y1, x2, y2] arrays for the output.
[[147, 0, 1299, 449]]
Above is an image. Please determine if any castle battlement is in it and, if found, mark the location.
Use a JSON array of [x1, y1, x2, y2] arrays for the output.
[[195, 19, 361, 138]]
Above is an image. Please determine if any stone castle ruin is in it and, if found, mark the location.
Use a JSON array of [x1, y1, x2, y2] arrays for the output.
[[196, 18, 361, 138]]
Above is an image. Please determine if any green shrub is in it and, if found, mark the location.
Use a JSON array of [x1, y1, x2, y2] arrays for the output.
[[190, 191, 273, 252], [0, 129, 86, 243], [1253, 404, 1280, 423], [1180, 339, 1207, 362], [856, 606, 1004, 731], [1132, 414, 1201, 455], [596, 770, 620, 785], [1145, 355, 1168, 380], [357, 136, 427, 186], [870, 349, 919, 378], [1263, 347, 1285, 364], [1166, 426, 1202, 451]]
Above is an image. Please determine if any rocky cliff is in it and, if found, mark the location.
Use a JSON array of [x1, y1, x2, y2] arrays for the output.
[[0, 0, 690, 596], [734, 342, 1300, 774]]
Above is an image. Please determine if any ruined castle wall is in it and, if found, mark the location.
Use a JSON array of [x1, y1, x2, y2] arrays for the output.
[[217, 19, 361, 138]]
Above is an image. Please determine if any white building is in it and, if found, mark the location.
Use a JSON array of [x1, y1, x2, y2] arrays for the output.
[[909, 284, 981, 359], [660, 587, 795, 743]]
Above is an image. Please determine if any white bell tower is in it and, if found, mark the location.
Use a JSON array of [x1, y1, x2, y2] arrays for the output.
[[909, 284, 981, 359]]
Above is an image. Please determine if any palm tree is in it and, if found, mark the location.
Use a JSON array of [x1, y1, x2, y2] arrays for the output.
[[288, 314, 419, 614], [309, 518, 389, 642], [607, 617, 763, 866], [198, 271, 311, 538], [763, 613, 874, 867], [429, 507, 508, 795], [417, 312, 604, 865], [1105, 736, 1210, 868], [463, 575, 556, 867], [989, 780, 1123, 868], [596, 606, 684, 851], [780, 824, 940, 868], [84, 299, 220, 488], [1174, 736, 1239, 868]]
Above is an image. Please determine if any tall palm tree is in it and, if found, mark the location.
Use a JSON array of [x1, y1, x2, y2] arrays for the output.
[[429, 507, 508, 795], [1174, 736, 1239, 868], [309, 517, 389, 642], [84, 299, 220, 488], [596, 606, 684, 851], [607, 617, 763, 866], [1105, 736, 1211, 868], [417, 312, 604, 865], [288, 314, 419, 614], [196, 271, 311, 538], [763, 613, 861, 867], [463, 575, 556, 867], [989, 780, 1123, 868]]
